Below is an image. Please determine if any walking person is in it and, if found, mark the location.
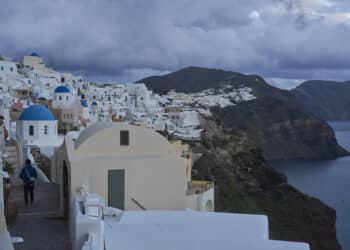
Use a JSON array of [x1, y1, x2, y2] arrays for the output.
[[20, 159, 37, 205]]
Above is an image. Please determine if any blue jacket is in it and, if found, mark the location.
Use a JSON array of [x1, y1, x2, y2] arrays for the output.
[[20, 164, 37, 185]]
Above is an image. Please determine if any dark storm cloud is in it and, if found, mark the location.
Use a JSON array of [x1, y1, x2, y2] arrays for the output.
[[1, 0, 350, 87]]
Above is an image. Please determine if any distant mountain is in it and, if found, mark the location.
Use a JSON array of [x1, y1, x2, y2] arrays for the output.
[[138, 67, 348, 160], [292, 80, 350, 120]]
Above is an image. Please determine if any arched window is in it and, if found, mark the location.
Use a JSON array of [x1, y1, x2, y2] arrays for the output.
[[66, 95, 69, 101], [44, 125, 48, 135], [29, 125, 34, 136], [59, 95, 62, 101]]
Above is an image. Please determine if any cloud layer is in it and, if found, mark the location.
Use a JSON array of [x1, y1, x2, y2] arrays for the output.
[[0, 0, 350, 86]]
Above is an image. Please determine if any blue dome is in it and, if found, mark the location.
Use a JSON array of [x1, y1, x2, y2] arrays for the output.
[[55, 85, 71, 93], [30, 52, 39, 57], [92, 101, 98, 106], [19, 105, 55, 121], [80, 99, 88, 108]]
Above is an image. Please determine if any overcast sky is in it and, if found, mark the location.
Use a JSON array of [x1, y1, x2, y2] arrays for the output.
[[1, 0, 350, 88]]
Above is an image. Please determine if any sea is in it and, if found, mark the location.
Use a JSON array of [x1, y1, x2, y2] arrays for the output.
[[270, 121, 350, 250]]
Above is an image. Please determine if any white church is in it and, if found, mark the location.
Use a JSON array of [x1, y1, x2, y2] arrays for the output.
[[16, 104, 60, 147]]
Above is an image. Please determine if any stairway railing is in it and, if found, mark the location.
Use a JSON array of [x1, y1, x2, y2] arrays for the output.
[[131, 198, 146, 210]]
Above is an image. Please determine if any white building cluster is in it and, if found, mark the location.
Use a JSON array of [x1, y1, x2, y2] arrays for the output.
[[0, 53, 258, 143]]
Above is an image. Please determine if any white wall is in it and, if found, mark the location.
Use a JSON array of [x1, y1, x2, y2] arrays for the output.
[[0, 61, 17, 75], [186, 187, 214, 212], [53, 93, 75, 109], [17, 120, 58, 146]]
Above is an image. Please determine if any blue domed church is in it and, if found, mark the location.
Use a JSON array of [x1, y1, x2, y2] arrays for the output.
[[17, 104, 59, 147], [51, 85, 81, 132], [52, 85, 74, 109]]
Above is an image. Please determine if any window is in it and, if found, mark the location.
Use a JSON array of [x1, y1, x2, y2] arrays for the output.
[[29, 125, 34, 136], [0, 66, 3, 71], [44, 125, 48, 135], [59, 95, 62, 101], [66, 95, 69, 101], [10, 67, 13, 72], [120, 130, 129, 146]]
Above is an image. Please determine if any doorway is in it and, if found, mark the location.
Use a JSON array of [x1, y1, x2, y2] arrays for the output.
[[108, 169, 125, 209]]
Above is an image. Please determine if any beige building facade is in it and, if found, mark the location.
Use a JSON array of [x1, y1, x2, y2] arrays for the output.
[[22, 54, 46, 70], [51, 107, 80, 133], [52, 122, 189, 216]]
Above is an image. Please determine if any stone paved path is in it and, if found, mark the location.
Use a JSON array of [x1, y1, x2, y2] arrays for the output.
[[8, 183, 71, 250]]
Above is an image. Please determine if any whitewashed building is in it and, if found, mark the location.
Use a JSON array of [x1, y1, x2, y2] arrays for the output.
[[0, 60, 17, 76], [52, 85, 75, 109], [16, 104, 59, 147]]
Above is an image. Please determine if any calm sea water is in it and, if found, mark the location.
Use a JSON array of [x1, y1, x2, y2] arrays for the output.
[[270, 121, 350, 250]]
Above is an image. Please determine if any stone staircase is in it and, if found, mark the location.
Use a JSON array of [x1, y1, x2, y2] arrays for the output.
[[30, 147, 51, 180], [3, 140, 22, 186]]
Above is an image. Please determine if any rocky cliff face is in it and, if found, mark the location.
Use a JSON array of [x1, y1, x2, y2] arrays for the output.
[[191, 118, 341, 250], [292, 80, 350, 120], [211, 98, 348, 160]]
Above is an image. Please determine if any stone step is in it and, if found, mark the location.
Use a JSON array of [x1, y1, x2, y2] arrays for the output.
[[5, 149, 17, 154], [5, 142, 16, 147], [5, 146, 17, 150], [4, 158, 17, 162], [3, 155, 17, 159], [4, 151, 17, 157]]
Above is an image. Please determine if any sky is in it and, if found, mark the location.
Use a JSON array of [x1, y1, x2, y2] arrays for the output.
[[1, 0, 350, 89]]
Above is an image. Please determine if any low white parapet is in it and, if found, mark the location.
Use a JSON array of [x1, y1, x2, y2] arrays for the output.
[[71, 191, 310, 250], [186, 181, 214, 212], [71, 193, 105, 250]]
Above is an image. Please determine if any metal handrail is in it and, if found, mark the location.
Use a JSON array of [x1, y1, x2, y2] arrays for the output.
[[131, 198, 146, 210]]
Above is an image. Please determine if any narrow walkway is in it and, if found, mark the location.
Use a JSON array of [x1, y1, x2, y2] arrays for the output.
[[8, 182, 71, 250]]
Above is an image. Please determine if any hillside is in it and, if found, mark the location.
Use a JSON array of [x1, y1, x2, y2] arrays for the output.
[[137, 67, 234, 94], [191, 118, 341, 250], [292, 80, 350, 120], [211, 98, 348, 160], [138, 66, 293, 101], [139, 67, 348, 160]]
